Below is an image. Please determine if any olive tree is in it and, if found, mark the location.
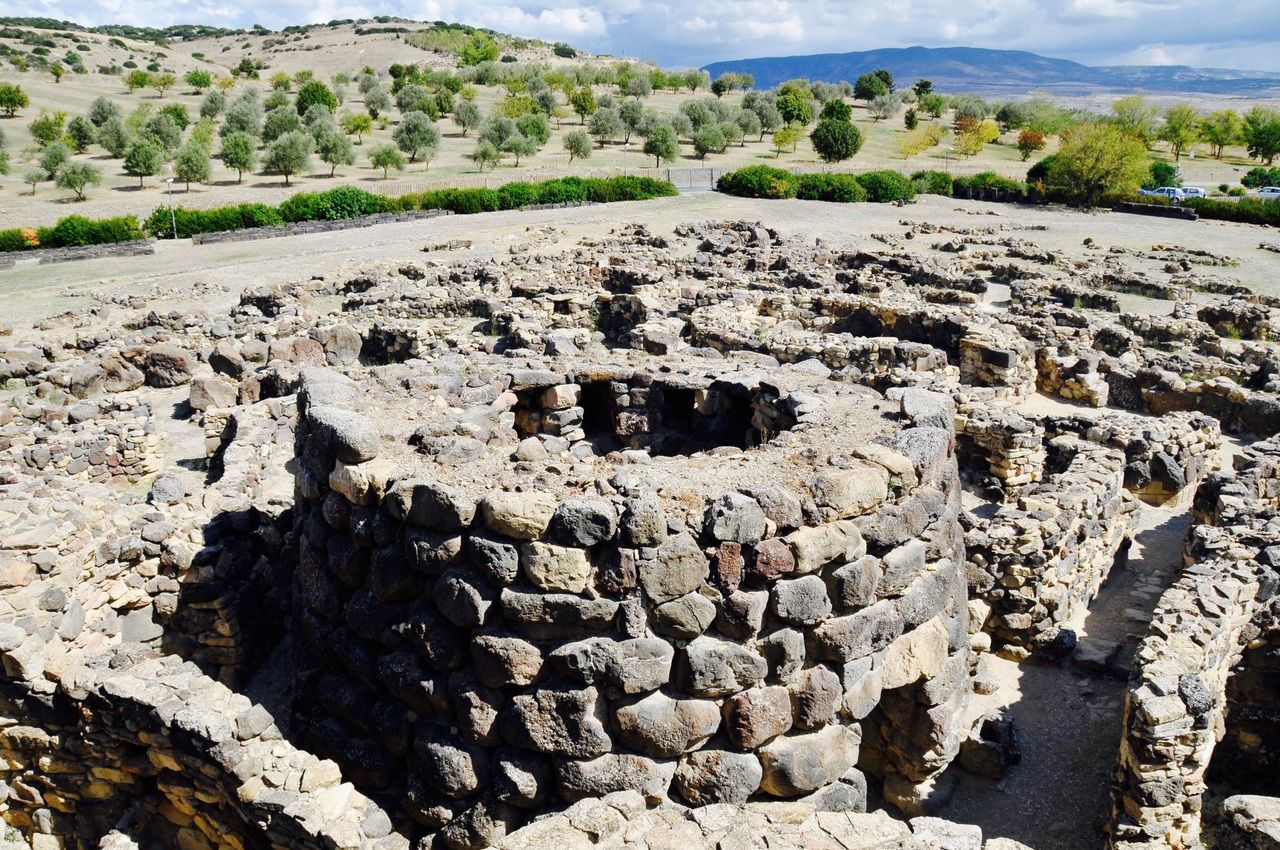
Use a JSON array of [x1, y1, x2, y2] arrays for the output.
[[219, 131, 256, 182], [369, 143, 405, 178], [263, 130, 313, 185]]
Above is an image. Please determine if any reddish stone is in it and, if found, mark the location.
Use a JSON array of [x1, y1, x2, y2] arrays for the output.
[[598, 548, 638, 596], [712, 542, 743, 590], [788, 665, 842, 729], [750, 538, 796, 581], [724, 686, 793, 749]]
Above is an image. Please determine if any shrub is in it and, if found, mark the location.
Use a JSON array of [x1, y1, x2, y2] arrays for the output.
[[954, 172, 1027, 194], [146, 204, 283, 239], [48, 216, 93, 248], [1241, 166, 1280, 188], [1027, 154, 1060, 184], [534, 177, 591, 205], [716, 165, 797, 199], [0, 230, 32, 252], [794, 173, 867, 203], [279, 187, 391, 222], [585, 176, 678, 203], [497, 181, 540, 208], [1184, 197, 1280, 226], [911, 170, 953, 196], [856, 170, 916, 202]]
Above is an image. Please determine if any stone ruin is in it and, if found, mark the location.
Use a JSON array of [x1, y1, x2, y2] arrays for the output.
[[0, 211, 1279, 850]]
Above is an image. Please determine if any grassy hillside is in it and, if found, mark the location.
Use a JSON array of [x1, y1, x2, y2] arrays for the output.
[[0, 18, 1276, 228]]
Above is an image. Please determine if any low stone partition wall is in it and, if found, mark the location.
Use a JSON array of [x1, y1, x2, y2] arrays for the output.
[[289, 355, 974, 845], [1108, 437, 1280, 849], [1, 401, 162, 484], [965, 436, 1138, 654], [190, 210, 453, 245], [0, 647, 405, 850], [0, 239, 158, 268], [955, 406, 1046, 496], [1043, 411, 1223, 505]]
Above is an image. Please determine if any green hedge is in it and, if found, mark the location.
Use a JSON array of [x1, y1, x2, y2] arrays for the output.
[[279, 187, 394, 222], [147, 177, 678, 240], [953, 171, 1027, 194], [716, 166, 796, 199], [1184, 197, 1280, 226], [716, 166, 919, 204], [855, 170, 916, 203], [911, 170, 953, 196], [145, 203, 284, 240], [794, 173, 866, 203], [0, 215, 143, 253]]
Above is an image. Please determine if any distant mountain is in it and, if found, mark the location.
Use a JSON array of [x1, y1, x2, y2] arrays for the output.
[[702, 46, 1280, 96]]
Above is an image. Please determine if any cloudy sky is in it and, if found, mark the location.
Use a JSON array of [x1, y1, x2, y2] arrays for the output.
[[7, 0, 1279, 71]]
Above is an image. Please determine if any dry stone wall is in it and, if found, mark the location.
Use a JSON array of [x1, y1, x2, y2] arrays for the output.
[[1108, 438, 1280, 849], [288, 356, 974, 846]]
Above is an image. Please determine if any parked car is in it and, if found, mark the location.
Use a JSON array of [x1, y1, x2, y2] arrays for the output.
[[1256, 187, 1280, 201], [1180, 186, 1207, 199], [1139, 186, 1186, 201]]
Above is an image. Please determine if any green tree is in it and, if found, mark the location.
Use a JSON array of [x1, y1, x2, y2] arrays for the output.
[[589, 107, 623, 147], [263, 107, 302, 143], [474, 139, 501, 171], [159, 103, 190, 130], [189, 117, 216, 149], [776, 93, 812, 126], [364, 86, 391, 119], [853, 73, 889, 101], [735, 110, 761, 145], [264, 130, 312, 185], [88, 96, 121, 127], [219, 131, 256, 183], [39, 142, 71, 179], [564, 129, 592, 164], [29, 111, 67, 147], [810, 118, 863, 163], [0, 83, 28, 116], [368, 143, 405, 178], [123, 139, 164, 187], [142, 113, 181, 152], [173, 141, 211, 190], [185, 69, 213, 92], [25, 168, 45, 195], [569, 87, 596, 124], [1200, 110, 1242, 160], [501, 132, 536, 165], [1111, 95, 1159, 147], [1242, 107, 1280, 165], [516, 112, 551, 147], [99, 118, 130, 158], [919, 92, 946, 119], [66, 116, 97, 153], [454, 98, 482, 136], [772, 126, 800, 157], [868, 93, 900, 121], [692, 125, 726, 159], [904, 108, 919, 130], [151, 72, 176, 97], [314, 126, 356, 175], [201, 91, 226, 119], [295, 79, 338, 116], [393, 111, 441, 163], [1048, 123, 1149, 205], [461, 33, 500, 66], [1160, 103, 1201, 161], [643, 123, 679, 166], [340, 112, 372, 143], [124, 69, 151, 94], [222, 98, 263, 139], [819, 99, 852, 122]]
